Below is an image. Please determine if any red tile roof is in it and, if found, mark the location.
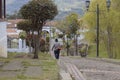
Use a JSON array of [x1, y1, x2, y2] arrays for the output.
[[7, 29, 17, 33], [7, 19, 24, 28], [7, 19, 23, 24]]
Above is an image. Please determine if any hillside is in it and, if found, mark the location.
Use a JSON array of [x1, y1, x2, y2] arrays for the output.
[[6, 0, 85, 20], [6, 0, 29, 14]]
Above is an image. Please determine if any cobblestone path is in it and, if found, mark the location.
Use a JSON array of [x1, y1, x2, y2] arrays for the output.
[[59, 57, 120, 80]]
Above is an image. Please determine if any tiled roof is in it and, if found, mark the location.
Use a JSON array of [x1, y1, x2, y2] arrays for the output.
[[7, 19, 23, 28], [7, 19, 57, 27], [7, 29, 17, 33], [7, 19, 23, 24], [7, 34, 19, 38], [6, 19, 23, 38]]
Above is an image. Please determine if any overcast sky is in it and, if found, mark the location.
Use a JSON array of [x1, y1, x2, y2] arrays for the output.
[[6, 0, 85, 13], [6, 0, 15, 5]]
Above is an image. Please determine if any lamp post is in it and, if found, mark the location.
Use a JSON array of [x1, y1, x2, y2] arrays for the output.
[[85, 0, 111, 57]]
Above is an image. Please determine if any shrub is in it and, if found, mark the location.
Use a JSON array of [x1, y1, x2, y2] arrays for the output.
[[46, 37, 49, 42]]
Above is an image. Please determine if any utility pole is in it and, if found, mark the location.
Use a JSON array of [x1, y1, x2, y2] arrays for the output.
[[96, 4, 99, 57]]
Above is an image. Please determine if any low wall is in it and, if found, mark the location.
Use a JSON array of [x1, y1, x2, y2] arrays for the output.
[[7, 48, 29, 53]]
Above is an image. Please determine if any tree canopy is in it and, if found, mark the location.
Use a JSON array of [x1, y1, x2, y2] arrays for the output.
[[20, 0, 58, 30], [56, 13, 81, 38], [17, 20, 32, 32], [19, 0, 58, 58]]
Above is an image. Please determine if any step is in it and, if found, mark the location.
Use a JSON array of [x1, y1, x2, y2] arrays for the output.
[[66, 63, 86, 80], [59, 70, 72, 80]]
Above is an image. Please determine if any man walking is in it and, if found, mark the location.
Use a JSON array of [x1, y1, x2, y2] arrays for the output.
[[52, 39, 61, 59]]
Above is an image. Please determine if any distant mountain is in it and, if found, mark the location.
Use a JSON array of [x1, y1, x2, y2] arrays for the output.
[[6, 0, 85, 20], [54, 0, 86, 20], [6, 0, 29, 15]]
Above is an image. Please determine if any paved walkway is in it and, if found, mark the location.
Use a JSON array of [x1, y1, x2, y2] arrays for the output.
[[0, 59, 43, 79], [24, 66, 42, 78], [58, 57, 120, 80], [2, 60, 23, 71]]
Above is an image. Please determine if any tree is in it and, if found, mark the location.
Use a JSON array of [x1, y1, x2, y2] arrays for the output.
[[17, 20, 32, 32], [17, 20, 33, 53], [19, 0, 58, 58], [66, 13, 81, 55], [110, 0, 120, 58], [65, 13, 80, 37], [83, 0, 111, 57], [56, 13, 82, 56]]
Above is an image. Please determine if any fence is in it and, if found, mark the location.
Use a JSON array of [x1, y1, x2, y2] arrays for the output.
[[7, 39, 29, 53]]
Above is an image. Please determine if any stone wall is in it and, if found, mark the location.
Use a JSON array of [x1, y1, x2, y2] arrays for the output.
[[0, 21, 7, 58]]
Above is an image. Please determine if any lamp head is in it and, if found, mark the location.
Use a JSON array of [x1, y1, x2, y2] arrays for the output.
[[106, 0, 111, 11], [85, 0, 90, 11]]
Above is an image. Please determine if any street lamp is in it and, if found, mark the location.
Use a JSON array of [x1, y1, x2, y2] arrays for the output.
[[85, 0, 90, 11], [85, 0, 111, 57], [106, 0, 111, 11]]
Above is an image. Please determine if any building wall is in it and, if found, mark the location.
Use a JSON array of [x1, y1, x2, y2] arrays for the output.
[[0, 0, 7, 57], [0, 22, 7, 58]]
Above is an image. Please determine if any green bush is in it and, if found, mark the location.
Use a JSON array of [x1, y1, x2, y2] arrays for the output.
[[58, 34, 64, 38], [46, 37, 49, 42]]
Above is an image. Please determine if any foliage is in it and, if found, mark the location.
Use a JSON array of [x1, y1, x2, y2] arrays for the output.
[[40, 38, 46, 46], [40, 38, 46, 52], [19, 31, 27, 40], [17, 20, 32, 32], [87, 44, 108, 58], [46, 37, 50, 42], [17, 20, 33, 54], [83, 0, 120, 58], [20, 0, 58, 30], [65, 13, 80, 36], [51, 28, 56, 38], [58, 34, 64, 38], [56, 13, 81, 36]]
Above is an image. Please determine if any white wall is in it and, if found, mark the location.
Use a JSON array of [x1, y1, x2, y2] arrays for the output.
[[0, 22, 7, 58]]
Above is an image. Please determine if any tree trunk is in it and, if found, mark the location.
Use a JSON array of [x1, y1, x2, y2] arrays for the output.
[[75, 34, 78, 56], [33, 35, 39, 59], [28, 40, 32, 53], [26, 31, 32, 54], [107, 26, 113, 58], [74, 34, 76, 56], [33, 29, 42, 59], [66, 36, 69, 56]]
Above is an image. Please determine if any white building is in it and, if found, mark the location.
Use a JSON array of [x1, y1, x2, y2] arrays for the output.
[[0, 0, 7, 58], [6, 20, 55, 53], [7, 19, 28, 53]]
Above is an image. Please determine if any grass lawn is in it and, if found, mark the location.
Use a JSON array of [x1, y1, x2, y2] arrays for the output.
[[87, 44, 108, 58], [0, 52, 59, 80]]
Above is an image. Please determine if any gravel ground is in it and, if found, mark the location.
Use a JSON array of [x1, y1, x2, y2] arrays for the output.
[[60, 57, 120, 80]]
